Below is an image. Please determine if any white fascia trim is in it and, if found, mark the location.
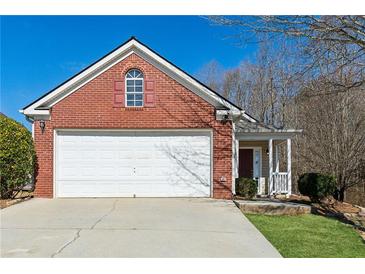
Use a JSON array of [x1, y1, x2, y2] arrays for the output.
[[216, 109, 244, 122], [236, 130, 302, 140], [47, 50, 134, 108], [22, 39, 240, 117], [22, 109, 50, 116], [216, 109, 230, 120], [241, 111, 257, 123], [134, 44, 240, 112], [22, 41, 136, 115]]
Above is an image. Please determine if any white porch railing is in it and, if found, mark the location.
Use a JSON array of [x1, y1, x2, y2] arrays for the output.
[[273, 172, 289, 194]]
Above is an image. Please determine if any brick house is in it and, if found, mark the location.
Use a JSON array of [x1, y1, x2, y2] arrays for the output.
[[21, 37, 299, 199]]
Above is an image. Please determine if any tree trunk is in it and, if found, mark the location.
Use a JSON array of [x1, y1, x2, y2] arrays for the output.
[[334, 186, 346, 202]]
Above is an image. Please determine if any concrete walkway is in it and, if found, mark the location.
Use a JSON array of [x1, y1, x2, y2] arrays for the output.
[[0, 198, 281, 257]]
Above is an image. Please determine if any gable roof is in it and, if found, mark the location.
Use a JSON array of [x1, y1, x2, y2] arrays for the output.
[[20, 37, 244, 117]]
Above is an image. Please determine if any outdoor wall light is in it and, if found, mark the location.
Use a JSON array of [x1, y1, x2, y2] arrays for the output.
[[39, 120, 46, 134], [221, 114, 229, 124]]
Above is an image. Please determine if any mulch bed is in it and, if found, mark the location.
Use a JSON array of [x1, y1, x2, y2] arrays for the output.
[[0, 192, 33, 209]]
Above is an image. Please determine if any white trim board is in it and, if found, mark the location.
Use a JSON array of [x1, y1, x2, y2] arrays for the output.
[[54, 128, 213, 132], [21, 37, 241, 118], [236, 131, 301, 140]]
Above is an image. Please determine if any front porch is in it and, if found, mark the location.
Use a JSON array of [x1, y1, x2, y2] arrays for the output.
[[234, 119, 301, 197]]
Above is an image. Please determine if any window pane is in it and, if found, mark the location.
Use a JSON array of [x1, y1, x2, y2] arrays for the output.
[[125, 69, 144, 108], [127, 69, 143, 78], [126, 101, 134, 107]]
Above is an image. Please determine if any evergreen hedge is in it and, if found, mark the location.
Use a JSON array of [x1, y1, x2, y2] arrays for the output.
[[298, 172, 336, 202], [235, 177, 257, 199], [0, 114, 36, 199]]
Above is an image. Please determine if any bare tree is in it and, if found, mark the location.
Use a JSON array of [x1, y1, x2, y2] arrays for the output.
[[210, 16, 365, 47], [289, 69, 365, 201], [209, 16, 365, 95], [198, 17, 365, 202], [222, 64, 253, 111], [219, 39, 299, 128], [195, 59, 224, 92]]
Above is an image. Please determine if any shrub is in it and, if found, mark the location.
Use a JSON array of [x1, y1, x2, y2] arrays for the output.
[[0, 114, 36, 199], [235, 177, 257, 199], [298, 173, 336, 202]]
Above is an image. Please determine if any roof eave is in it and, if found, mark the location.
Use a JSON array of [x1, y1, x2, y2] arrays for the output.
[[21, 37, 241, 116], [235, 129, 303, 140]]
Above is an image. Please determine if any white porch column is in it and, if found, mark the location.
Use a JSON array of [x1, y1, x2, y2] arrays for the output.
[[287, 138, 292, 195], [275, 145, 280, 173], [232, 138, 239, 195], [269, 138, 273, 196]]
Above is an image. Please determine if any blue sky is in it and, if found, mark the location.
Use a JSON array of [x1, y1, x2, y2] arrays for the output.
[[1, 16, 256, 128]]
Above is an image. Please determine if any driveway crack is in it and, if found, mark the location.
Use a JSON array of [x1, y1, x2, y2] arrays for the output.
[[90, 199, 118, 229], [50, 199, 118, 257], [51, 228, 81, 258]]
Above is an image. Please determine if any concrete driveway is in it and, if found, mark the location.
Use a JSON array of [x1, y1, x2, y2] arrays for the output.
[[0, 198, 281, 257]]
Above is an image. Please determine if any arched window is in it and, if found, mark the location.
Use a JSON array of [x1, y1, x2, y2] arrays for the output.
[[125, 69, 144, 107]]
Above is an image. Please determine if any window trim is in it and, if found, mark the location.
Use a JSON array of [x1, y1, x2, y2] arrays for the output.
[[125, 69, 144, 107]]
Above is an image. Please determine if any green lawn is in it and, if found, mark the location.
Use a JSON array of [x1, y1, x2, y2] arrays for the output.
[[245, 213, 365, 258]]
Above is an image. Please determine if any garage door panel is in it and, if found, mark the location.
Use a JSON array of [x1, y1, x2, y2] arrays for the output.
[[81, 167, 96, 177], [117, 166, 135, 176], [59, 181, 120, 197], [56, 131, 211, 197], [59, 183, 208, 198]]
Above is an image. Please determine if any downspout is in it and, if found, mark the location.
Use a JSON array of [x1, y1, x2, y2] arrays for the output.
[[25, 116, 35, 139]]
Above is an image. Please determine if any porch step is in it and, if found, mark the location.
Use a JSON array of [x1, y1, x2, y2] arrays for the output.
[[234, 199, 311, 216]]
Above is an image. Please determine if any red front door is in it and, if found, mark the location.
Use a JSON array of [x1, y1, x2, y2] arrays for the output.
[[239, 149, 253, 178]]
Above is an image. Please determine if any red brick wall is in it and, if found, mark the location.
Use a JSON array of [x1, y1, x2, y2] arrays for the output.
[[33, 53, 232, 199]]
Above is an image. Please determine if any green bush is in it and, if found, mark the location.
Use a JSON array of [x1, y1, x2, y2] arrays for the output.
[[235, 177, 257, 199], [298, 173, 336, 202], [0, 114, 36, 199]]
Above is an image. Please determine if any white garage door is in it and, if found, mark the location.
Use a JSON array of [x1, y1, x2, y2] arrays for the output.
[[55, 130, 211, 197]]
